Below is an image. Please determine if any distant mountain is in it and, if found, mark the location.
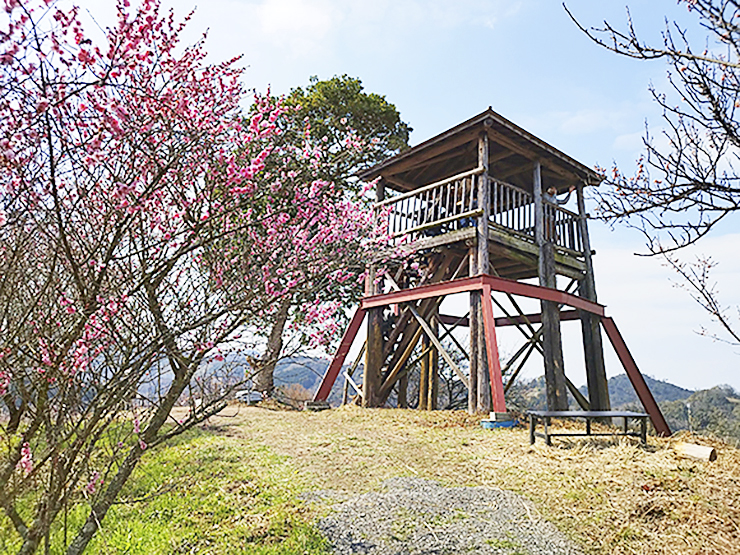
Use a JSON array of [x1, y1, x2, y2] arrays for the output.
[[584, 374, 694, 408], [274, 356, 329, 390], [510, 373, 694, 412]]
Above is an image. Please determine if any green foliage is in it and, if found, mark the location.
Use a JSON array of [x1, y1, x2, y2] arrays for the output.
[[0, 430, 330, 555], [661, 386, 740, 441], [286, 74, 411, 187]]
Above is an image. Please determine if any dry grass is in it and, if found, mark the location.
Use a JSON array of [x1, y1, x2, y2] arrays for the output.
[[206, 405, 740, 555]]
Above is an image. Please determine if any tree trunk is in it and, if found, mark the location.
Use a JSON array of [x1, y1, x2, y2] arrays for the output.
[[254, 296, 291, 396]]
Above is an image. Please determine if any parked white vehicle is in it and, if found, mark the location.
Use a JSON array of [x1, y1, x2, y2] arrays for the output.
[[235, 390, 263, 404]]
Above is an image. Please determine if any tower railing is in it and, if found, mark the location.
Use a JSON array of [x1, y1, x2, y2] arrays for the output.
[[375, 167, 484, 242], [375, 170, 583, 253]]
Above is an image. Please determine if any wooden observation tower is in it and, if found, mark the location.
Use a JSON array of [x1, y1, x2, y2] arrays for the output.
[[314, 109, 670, 434]]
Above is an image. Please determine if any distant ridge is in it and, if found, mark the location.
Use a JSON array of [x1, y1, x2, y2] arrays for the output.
[[593, 374, 693, 408]]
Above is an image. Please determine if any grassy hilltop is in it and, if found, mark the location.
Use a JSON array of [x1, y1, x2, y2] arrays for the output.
[[10, 405, 734, 555]]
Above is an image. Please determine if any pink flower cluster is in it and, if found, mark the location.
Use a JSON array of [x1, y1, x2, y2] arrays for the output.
[[18, 442, 32, 477]]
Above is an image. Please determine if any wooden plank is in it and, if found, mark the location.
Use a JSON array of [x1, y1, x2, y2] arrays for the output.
[[390, 208, 483, 239], [488, 226, 586, 272], [397, 227, 476, 254]]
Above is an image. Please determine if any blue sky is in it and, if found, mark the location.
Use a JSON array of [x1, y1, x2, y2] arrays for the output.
[[76, 0, 740, 391]]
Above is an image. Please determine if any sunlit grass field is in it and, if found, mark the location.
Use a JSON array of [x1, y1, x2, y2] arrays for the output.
[[1, 428, 330, 555], [3, 404, 738, 554]]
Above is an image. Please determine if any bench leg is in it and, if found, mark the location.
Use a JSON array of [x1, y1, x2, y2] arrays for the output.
[[544, 417, 551, 446], [586, 418, 591, 436], [640, 418, 647, 445], [529, 414, 536, 444]]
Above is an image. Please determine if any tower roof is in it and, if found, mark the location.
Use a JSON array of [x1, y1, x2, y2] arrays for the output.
[[360, 108, 604, 194]]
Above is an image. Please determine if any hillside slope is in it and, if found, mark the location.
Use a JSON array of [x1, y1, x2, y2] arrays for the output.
[[215, 405, 737, 555]]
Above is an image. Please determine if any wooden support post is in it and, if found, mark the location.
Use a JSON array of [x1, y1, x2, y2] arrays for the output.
[[365, 307, 383, 408], [429, 310, 439, 411], [364, 181, 386, 408], [419, 334, 430, 410], [398, 372, 408, 408], [533, 162, 568, 411], [474, 131, 492, 414], [468, 246, 479, 414], [576, 182, 610, 411]]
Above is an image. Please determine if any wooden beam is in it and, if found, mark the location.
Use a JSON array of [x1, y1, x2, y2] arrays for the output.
[[485, 127, 576, 181], [342, 340, 366, 405], [382, 175, 417, 191], [407, 304, 469, 388], [565, 376, 591, 410], [379, 326, 423, 399], [378, 128, 479, 177]]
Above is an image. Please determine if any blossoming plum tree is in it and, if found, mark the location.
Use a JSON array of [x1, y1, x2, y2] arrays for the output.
[[0, 1, 379, 552], [247, 75, 411, 396]]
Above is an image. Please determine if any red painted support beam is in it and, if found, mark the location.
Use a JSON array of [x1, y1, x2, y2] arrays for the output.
[[362, 276, 483, 308], [361, 274, 605, 316], [481, 275, 605, 316], [600, 317, 671, 436], [481, 284, 507, 413], [313, 308, 366, 402], [439, 309, 581, 328]]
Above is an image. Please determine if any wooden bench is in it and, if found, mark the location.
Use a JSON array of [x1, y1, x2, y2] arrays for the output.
[[527, 410, 649, 446]]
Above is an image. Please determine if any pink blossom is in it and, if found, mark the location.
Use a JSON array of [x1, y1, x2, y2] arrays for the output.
[[18, 443, 32, 476], [0, 370, 9, 396], [85, 471, 102, 495]]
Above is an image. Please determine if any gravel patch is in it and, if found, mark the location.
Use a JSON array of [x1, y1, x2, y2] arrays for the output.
[[315, 477, 584, 555]]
